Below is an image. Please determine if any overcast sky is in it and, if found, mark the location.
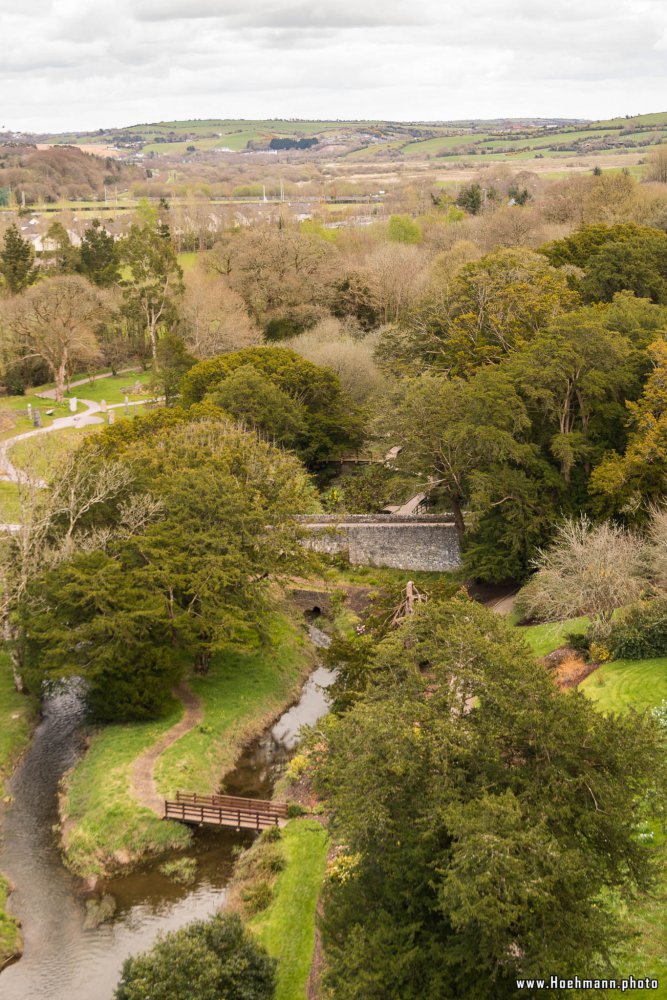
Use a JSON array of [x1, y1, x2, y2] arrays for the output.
[[1, 0, 665, 133]]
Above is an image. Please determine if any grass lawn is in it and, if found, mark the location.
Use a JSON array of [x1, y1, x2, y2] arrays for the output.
[[580, 658, 667, 715], [62, 611, 315, 877], [518, 617, 589, 657], [0, 483, 20, 523], [322, 562, 449, 592], [0, 394, 82, 442], [9, 425, 101, 479], [61, 700, 191, 877], [60, 371, 153, 406], [0, 652, 37, 798], [250, 820, 329, 1000], [177, 251, 199, 272], [155, 613, 316, 796]]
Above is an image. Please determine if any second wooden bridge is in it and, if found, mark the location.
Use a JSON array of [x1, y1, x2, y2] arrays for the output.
[[164, 792, 288, 831]]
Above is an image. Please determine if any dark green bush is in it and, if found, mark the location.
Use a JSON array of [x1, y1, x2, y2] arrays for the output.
[[241, 879, 274, 915], [114, 912, 275, 1000], [260, 825, 282, 843], [565, 631, 591, 656], [608, 598, 667, 660]]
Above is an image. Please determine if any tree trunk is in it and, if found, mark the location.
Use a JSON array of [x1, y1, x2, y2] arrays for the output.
[[194, 649, 211, 675], [5, 620, 24, 692], [450, 498, 466, 540], [55, 357, 67, 404]]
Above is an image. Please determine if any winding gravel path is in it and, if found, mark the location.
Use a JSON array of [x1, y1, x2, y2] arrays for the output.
[[130, 684, 203, 816], [0, 369, 158, 486]]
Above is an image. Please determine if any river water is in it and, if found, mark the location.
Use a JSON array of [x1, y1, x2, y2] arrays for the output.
[[0, 626, 334, 1000]]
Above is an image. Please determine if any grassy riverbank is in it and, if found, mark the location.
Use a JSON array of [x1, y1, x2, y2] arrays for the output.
[[155, 615, 316, 796], [0, 873, 22, 969], [0, 653, 36, 968], [60, 610, 316, 877], [251, 821, 329, 1000], [229, 819, 329, 1000], [0, 652, 36, 797], [582, 659, 667, 999]]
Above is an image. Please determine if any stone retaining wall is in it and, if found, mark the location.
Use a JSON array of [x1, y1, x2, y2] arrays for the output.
[[298, 515, 461, 572]]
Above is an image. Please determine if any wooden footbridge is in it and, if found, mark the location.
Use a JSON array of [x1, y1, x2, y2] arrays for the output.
[[164, 792, 288, 831]]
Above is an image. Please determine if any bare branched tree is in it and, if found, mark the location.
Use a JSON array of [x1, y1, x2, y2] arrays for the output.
[[0, 275, 105, 402], [516, 515, 647, 634]]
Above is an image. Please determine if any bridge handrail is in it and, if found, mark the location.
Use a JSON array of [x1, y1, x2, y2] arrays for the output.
[[175, 791, 288, 817], [165, 800, 282, 829]]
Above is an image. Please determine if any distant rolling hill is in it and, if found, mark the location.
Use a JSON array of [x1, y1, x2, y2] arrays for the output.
[[30, 112, 667, 165]]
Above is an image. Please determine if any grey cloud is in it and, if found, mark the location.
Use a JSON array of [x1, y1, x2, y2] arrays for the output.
[[0, 0, 665, 132], [134, 0, 422, 27]]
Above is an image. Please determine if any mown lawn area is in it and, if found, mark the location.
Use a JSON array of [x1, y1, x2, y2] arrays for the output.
[[250, 820, 329, 1000], [0, 483, 20, 522], [61, 702, 191, 877], [9, 425, 101, 479], [0, 394, 81, 442], [580, 658, 667, 715], [62, 611, 315, 877], [60, 371, 154, 406], [518, 616, 589, 657]]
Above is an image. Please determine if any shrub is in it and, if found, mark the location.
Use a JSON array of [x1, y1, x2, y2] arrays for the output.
[[114, 912, 275, 1000], [260, 825, 282, 843], [241, 879, 274, 915], [256, 843, 286, 875], [607, 598, 667, 659], [565, 631, 591, 656], [285, 753, 309, 783], [589, 642, 612, 663]]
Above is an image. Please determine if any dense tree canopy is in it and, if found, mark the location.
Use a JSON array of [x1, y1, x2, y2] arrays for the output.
[[19, 416, 317, 717], [314, 598, 666, 1000], [379, 248, 578, 376], [182, 346, 365, 466]]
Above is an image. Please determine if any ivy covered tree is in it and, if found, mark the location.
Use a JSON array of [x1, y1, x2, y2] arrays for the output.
[[41, 221, 80, 275], [119, 215, 183, 361], [591, 338, 667, 515]]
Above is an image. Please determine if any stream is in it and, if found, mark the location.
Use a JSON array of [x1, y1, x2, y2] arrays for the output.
[[0, 625, 334, 1000]]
